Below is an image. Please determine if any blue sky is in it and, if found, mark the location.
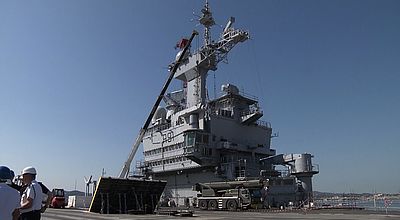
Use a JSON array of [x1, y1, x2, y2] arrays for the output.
[[1, 0, 399, 193]]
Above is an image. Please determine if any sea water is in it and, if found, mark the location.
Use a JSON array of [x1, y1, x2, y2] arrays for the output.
[[356, 199, 400, 211]]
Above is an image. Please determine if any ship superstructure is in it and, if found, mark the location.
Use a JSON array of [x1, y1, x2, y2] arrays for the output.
[[138, 2, 318, 207]]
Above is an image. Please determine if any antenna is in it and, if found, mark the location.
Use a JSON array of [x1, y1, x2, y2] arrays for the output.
[[213, 72, 216, 99], [84, 175, 93, 196], [199, 0, 215, 45]]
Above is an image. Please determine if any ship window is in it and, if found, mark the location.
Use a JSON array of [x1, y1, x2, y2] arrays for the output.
[[185, 132, 195, 146], [221, 155, 227, 163], [202, 134, 209, 144], [220, 109, 233, 118], [203, 148, 212, 156], [196, 133, 201, 143]]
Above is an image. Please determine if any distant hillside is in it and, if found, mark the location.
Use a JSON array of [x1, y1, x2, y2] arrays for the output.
[[64, 190, 85, 197], [314, 191, 374, 197], [313, 191, 400, 199]]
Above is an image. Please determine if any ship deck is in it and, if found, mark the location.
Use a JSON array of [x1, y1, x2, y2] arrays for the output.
[[42, 208, 400, 220]]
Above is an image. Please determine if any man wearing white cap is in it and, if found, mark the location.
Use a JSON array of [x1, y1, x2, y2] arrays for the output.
[[20, 166, 43, 220], [0, 165, 20, 220]]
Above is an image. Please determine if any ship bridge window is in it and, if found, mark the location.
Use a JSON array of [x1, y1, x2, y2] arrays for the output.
[[185, 132, 210, 146], [185, 132, 196, 146], [218, 109, 233, 118], [196, 133, 209, 144]]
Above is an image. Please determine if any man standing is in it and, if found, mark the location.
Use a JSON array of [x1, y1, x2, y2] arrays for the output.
[[0, 166, 20, 220], [19, 166, 43, 220]]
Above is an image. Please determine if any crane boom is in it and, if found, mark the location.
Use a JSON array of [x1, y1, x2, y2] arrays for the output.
[[118, 30, 199, 178]]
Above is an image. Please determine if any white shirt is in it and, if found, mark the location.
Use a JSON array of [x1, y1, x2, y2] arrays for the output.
[[20, 180, 43, 213], [0, 182, 20, 220]]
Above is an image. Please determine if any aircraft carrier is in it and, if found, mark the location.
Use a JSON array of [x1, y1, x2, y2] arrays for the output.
[[119, 1, 320, 208]]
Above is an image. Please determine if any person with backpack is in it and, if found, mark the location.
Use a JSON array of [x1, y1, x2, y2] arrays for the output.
[[19, 166, 43, 220]]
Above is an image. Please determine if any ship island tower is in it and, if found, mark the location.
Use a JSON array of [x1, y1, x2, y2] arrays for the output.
[[138, 1, 318, 207]]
